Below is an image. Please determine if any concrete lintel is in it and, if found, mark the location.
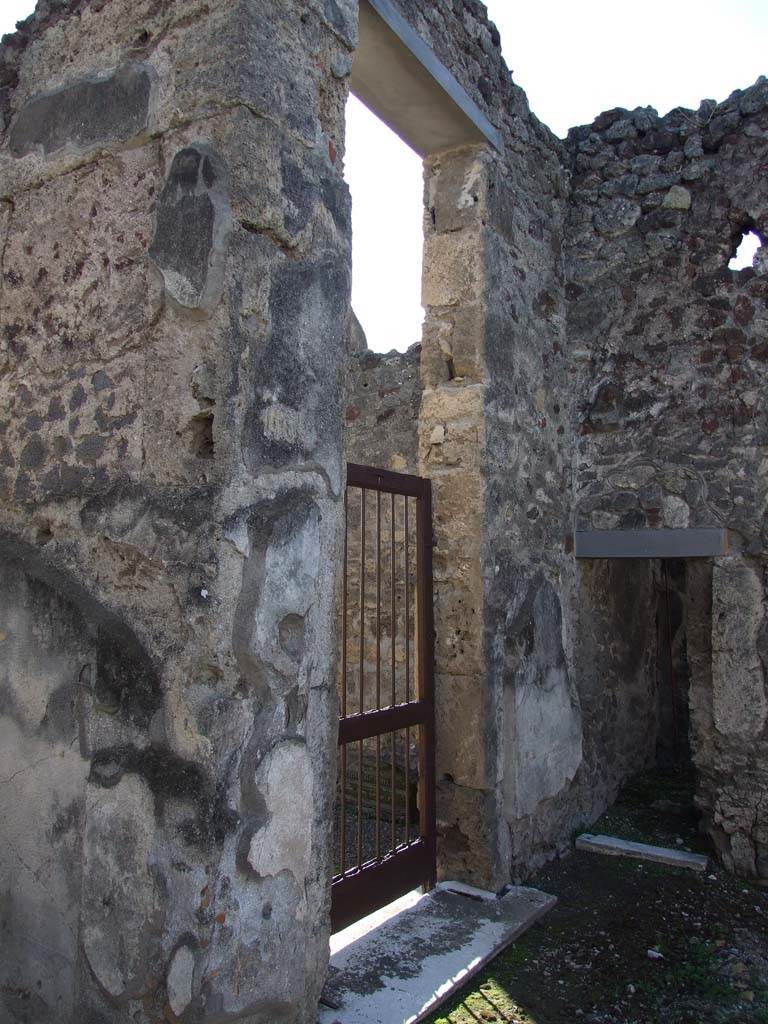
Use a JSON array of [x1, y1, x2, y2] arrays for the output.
[[576, 834, 710, 872], [572, 528, 729, 559], [351, 0, 501, 157]]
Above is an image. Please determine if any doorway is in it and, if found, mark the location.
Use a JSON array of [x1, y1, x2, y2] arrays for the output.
[[331, 463, 436, 933]]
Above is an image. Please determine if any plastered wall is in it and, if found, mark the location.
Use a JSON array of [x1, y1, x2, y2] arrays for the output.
[[0, 0, 353, 1019]]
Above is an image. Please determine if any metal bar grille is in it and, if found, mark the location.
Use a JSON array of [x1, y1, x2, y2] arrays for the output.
[[331, 463, 436, 934]]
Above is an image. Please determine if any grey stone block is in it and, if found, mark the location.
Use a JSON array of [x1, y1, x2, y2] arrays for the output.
[[576, 834, 709, 871]]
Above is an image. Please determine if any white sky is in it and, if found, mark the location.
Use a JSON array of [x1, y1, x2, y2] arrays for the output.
[[2, 1, 766, 350]]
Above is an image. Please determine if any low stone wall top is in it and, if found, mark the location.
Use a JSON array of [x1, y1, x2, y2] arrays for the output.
[[345, 342, 422, 475]]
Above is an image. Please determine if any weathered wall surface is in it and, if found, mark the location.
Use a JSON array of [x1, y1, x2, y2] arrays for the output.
[[0, 566, 94, 1022], [0, 0, 352, 1019], [2, 7, 766, 1020], [345, 342, 422, 474], [350, 8, 768, 886], [390, 0, 583, 886], [380, 0, 666, 886], [565, 79, 768, 880]]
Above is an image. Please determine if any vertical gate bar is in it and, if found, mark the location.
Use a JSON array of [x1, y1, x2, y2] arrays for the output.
[[359, 486, 366, 715], [390, 490, 396, 853], [357, 489, 366, 869], [404, 495, 410, 705], [376, 488, 382, 710], [416, 480, 436, 888], [375, 487, 382, 860], [357, 737, 363, 870], [341, 487, 348, 719], [390, 490, 396, 707], [340, 744, 347, 875], [404, 495, 411, 845], [339, 487, 348, 876]]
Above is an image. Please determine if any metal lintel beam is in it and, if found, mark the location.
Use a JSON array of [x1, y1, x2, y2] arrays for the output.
[[351, 0, 501, 157], [572, 528, 730, 559]]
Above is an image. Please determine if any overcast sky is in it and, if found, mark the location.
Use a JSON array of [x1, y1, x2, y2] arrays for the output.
[[2, 1, 766, 351]]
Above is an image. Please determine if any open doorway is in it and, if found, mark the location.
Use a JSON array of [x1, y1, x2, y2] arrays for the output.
[[344, 94, 424, 355], [343, 92, 425, 477], [579, 553, 713, 862], [333, 0, 501, 934]]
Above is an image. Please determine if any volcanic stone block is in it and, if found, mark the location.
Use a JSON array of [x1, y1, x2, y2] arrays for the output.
[[149, 144, 232, 312], [9, 63, 154, 157]]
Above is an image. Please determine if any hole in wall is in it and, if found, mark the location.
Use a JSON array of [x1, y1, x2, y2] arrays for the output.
[[344, 94, 424, 354], [188, 412, 214, 460], [35, 520, 53, 545], [728, 228, 763, 271]]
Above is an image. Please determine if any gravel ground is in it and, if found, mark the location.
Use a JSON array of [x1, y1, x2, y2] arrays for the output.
[[425, 767, 768, 1024], [332, 758, 418, 875]]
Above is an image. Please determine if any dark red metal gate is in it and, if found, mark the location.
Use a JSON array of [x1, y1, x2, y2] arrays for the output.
[[331, 463, 436, 934]]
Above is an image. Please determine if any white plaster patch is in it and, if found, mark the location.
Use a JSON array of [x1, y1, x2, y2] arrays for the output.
[[248, 740, 312, 882], [167, 945, 195, 1017], [504, 672, 583, 820], [82, 774, 157, 998], [261, 402, 306, 446], [160, 267, 200, 308], [223, 518, 251, 558], [457, 161, 483, 209], [247, 504, 320, 689]]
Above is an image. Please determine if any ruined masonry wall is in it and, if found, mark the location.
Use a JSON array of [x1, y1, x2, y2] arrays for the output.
[[566, 79, 768, 879], [392, 0, 590, 884], [2, 7, 767, 1023], [345, 342, 422, 475], [0, 0, 354, 1020]]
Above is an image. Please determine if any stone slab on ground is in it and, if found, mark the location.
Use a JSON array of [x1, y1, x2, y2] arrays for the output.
[[317, 882, 556, 1024], [576, 833, 709, 871]]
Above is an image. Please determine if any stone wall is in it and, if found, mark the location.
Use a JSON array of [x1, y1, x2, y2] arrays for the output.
[[378, 0, 674, 885], [1, 2, 767, 1019], [345, 342, 422, 474], [345, 7, 768, 886], [565, 78, 768, 880], [0, 0, 352, 1019], [390, 0, 582, 885]]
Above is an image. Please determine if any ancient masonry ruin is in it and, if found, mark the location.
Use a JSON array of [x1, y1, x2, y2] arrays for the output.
[[0, 0, 766, 1019]]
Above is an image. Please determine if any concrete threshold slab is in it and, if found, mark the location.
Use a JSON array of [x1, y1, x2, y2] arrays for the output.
[[576, 833, 709, 871], [318, 882, 556, 1024]]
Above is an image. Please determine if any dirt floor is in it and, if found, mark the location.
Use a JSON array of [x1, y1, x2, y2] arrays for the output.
[[425, 768, 768, 1024]]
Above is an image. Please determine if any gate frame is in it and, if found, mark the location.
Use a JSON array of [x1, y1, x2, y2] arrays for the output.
[[331, 463, 436, 933]]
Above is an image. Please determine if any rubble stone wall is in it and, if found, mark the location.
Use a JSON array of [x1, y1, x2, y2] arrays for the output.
[[352, 0, 677, 885], [0, 0, 353, 1019], [393, 0, 667, 884], [565, 79, 768, 880], [345, 342, 422, 475], [1, 2, 767, 1019]]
